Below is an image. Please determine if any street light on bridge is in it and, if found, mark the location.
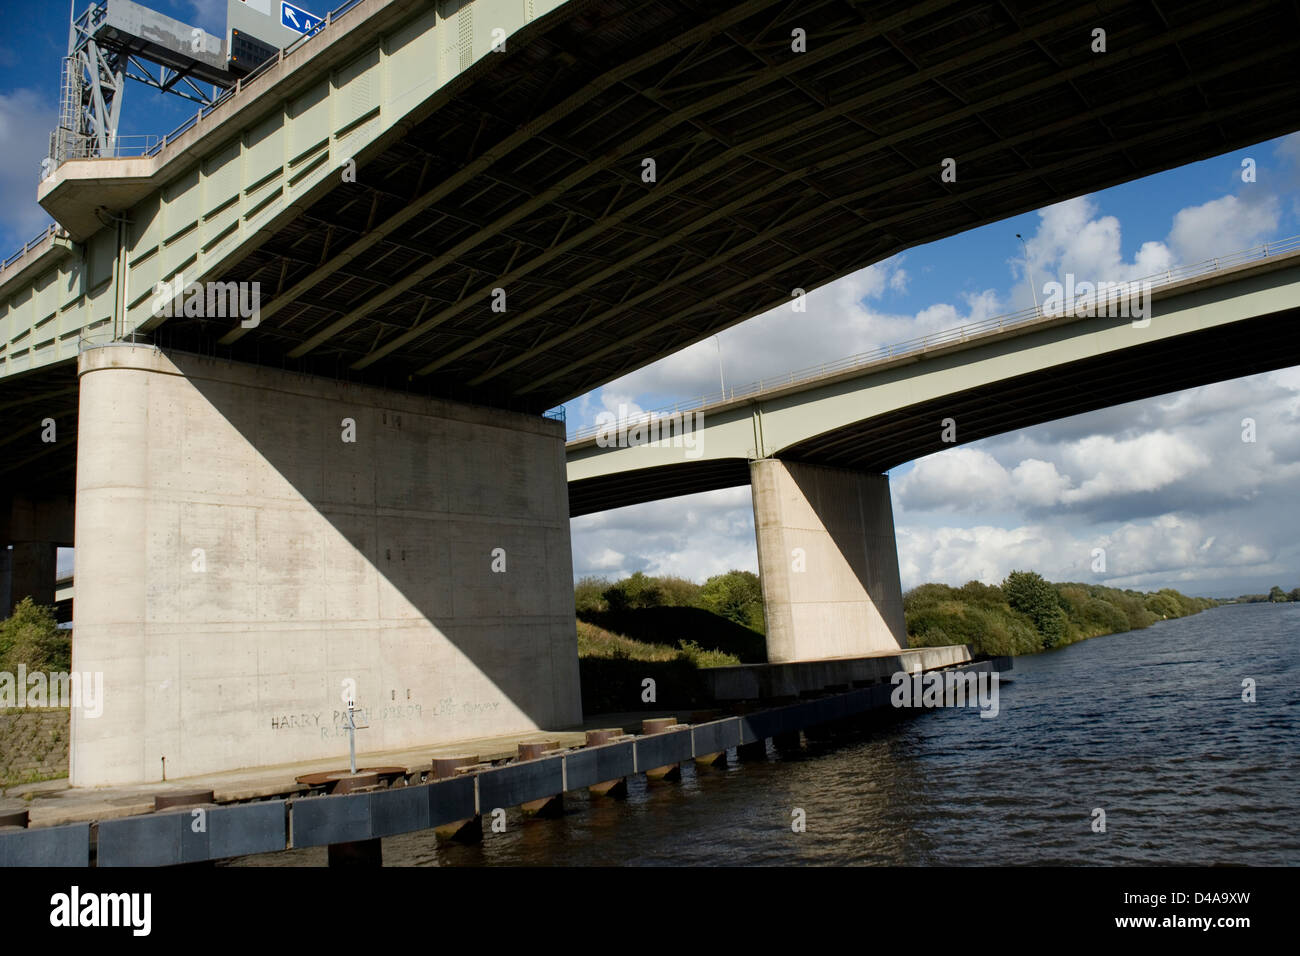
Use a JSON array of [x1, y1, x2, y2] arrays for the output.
[[1017, 233, 1040, 316]]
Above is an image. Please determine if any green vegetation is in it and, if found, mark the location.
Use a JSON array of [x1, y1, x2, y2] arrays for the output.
[[575, 618, 736, 712], [905, 572, 1219, 657], [574, 569, 1227, 690], [1228, 585, 1300, 604], [577, 570, 766, 663], [573, 572, 763, 714], [0, 598, 69, 674]]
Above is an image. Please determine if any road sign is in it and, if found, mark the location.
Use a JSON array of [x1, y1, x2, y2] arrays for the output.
[[280, 1, 322, 35]]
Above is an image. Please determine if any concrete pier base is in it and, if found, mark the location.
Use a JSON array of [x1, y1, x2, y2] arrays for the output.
[[521, 794, 565, 817], [435, 815, 483, 844], [641, 718, 682, 781], [750, 459, 906, 662], [583, 729, 629, 796], [70, 347, 582, 787], [588, 778, 628, 797]]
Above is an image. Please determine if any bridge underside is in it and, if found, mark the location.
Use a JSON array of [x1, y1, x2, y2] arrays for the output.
[[567, 304, 1300, 516], [783, 305, 1300, 471], [144, 0, 1300, 412], [9, 0, 1300, 503]]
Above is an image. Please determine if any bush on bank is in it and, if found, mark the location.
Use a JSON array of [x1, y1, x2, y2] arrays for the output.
[[0, 598, 68, 673], [905, 573, 1219, 657]]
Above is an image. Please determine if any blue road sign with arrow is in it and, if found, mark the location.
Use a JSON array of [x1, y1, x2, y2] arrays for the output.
[[281, 1, 323, 35]]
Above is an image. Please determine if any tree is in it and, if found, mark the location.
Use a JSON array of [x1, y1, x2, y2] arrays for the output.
[[1268, 585, 1287, 603], [602, 571, 662, 612], [1003, 570, 1069, 648], [1289, 587, 1300, 603], [697, 570, 765, 633]]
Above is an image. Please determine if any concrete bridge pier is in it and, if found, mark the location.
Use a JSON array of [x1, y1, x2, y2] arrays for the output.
[[70, 346, 583, 788], [1, 495, 73, 614], [750, 460, 907, 662], [6, 543, 56, 612]]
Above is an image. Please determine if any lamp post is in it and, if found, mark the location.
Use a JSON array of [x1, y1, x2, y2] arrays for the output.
[[1017, 233, 1040, 315], [714, 335, 726, 397]]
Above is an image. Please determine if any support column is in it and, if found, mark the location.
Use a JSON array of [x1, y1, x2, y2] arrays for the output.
[[71, 346, 583, 787], [750, 459, 906, 662], [9, 541, 56, 611], [3, 493, 73, 614]]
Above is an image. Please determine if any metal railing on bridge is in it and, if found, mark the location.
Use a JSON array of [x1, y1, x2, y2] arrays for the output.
[[35, 0, 368, 177], [1, 224, 61, 272], [567, 233, 1300, 442]]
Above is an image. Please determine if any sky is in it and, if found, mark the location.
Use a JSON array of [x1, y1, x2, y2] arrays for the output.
[[1, 2, 1297, 598]]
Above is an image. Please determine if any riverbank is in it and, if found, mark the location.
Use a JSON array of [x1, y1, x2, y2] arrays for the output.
[[904, 574, 1218, 657]]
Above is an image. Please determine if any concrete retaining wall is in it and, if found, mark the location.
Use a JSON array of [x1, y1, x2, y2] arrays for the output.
[[702, 644, 973, 700], [0, 708, 69, 785]]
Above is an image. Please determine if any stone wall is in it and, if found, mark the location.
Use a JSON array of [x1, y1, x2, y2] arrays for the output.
[[0, 708, 69, 785]]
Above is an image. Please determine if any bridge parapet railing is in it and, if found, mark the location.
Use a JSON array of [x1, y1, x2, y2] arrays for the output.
[[140, 0, 368, 160], [76, 325, 156, 355], [0, 225, 62, 272], [567, 233, 1300, 442]]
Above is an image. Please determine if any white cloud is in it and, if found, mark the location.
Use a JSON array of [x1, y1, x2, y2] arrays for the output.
[[1058, 432, 1211, 503], [1167, 193, 1279, 264]]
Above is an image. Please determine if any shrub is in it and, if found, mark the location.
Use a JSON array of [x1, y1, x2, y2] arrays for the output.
[[656, 575, 703, 607], [697, 570, 765, 633], [574, 576, 610, 614], [0, 598, 69, 673]]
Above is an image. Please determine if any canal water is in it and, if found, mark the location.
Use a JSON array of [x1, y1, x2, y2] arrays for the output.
[[230, 602, 1298, 866]]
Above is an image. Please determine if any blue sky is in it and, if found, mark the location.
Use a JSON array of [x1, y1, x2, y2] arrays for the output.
[[2, 2, 1298, 597], [0, 0, 268, 252]]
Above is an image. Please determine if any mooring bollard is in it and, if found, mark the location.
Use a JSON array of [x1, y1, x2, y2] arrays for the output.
[[518, 740, 564, 817], [642, 717, 683, 781], [329, 772, 381, 795], [585, 728, 629, 797], [431, 754, 482, 842]]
